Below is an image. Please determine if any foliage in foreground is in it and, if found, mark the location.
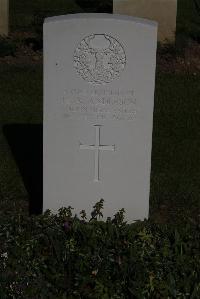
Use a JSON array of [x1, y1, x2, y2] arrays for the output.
[[0, 199, 200, 299]]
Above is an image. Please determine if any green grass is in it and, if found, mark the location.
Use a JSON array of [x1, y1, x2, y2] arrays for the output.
[[0, 65, 42, 123], [150, 73, 200, 220], [0, 65, 42, 208], [0, 64, 200, 221]]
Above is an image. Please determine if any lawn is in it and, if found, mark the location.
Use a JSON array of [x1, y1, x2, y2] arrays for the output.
[[150, 73, 200, 222], [0, 65, 42, 215]]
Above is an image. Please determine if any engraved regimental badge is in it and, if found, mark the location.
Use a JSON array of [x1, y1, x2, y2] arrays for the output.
[[74, 34, 126, 84]]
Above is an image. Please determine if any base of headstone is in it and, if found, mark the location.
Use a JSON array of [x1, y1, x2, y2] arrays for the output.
[[3, 124, 43, 215]]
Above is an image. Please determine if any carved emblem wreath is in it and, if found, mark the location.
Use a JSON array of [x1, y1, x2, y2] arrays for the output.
[[74, 34, 126, 84]]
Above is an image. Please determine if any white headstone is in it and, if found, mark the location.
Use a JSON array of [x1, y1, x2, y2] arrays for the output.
[[43, 14, 157, 223], [113, 0, 177, 43], [0, 0, 9, 36]]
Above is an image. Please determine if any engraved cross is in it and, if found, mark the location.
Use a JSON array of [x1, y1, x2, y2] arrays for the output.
[[80, 125, 115, 182]]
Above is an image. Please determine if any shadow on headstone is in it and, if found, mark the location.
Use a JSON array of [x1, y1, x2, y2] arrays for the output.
[[3, 124, 43, 215]]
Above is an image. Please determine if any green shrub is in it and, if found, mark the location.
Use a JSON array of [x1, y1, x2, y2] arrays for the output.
[[0, 199, 200, 298], [0, 37, 16, 57]]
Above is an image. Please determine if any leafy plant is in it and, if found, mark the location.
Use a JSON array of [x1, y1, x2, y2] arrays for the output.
[[0, 199, 200, 298]]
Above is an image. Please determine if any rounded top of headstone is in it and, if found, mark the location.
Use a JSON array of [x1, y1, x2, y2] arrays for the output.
[[44, 13, 158, 28]]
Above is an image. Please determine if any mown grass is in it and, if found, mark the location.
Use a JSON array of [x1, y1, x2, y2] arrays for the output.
[[0, 65, 42, 123], [150, 73, 200, 221], [0, 63, 200, 221], [0, 65, 43, 211]]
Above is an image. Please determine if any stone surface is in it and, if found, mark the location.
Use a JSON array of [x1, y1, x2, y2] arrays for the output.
[[113, 0, 177, 42], [43, 13, 157, 223], [0, 0, 9, 35]]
